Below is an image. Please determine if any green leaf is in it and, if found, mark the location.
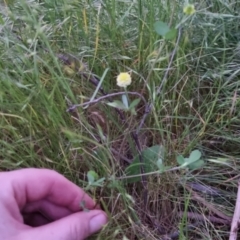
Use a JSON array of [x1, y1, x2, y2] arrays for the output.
[[125, 145, 165, 183], [177, 150, 202, 168], [130, 108, 137, 115], [61, 128, 83, 143], [156, 158, 165, 172], [90, 177, 105, 187], [0, 15, 4, 25], [181, 157, 193, 167], [154, 21, 170, 37], [165, 28, 177, 40], [87, 170, 99, 184], [93, 148, 109, 164], [188, 159, 205, 170], [107, 100, 127, 110], [129, 98, 141, 110], [177, 155, 185, 165], [189, 150, 201, 161], [122, 94, 129, 108]]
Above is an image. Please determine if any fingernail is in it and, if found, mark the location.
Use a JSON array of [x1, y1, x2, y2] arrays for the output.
[[89, 214, 107, 233]]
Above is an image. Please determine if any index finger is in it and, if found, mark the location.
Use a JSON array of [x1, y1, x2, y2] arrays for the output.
[[1, 168, 95, 212]]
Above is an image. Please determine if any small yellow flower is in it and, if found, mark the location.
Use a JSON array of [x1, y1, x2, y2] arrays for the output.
[[183, 4, 196, 15], [116, 72, 132, 88]]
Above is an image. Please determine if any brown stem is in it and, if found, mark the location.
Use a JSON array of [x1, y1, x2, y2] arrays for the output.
[[178, 212, 231, 225], [66, 91, 147, 111]]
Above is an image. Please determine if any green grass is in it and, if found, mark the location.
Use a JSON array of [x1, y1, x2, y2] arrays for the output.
[[1, 0, 240, 239]]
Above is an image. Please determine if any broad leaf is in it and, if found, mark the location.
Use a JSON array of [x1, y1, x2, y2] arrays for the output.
[[177, 155, 185, 165], [107, 100, 127, 110], [182, 157, 200, 167], [188, 159, 205, 170], [154, 21, 170, 37], [87, 170, 99, 184], [130, 108, 137, 115], [129, 98, 141, 110], [189, 150, 201, 161], [122, 94, 129, 108], [125, 145, 165, 183], [91, 177, 105, 187], [156, 158, 165, 172], [165, 28, 177, 40]]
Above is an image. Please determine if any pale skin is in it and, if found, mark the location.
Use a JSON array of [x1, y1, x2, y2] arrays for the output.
[[0, 168, 108, 240]]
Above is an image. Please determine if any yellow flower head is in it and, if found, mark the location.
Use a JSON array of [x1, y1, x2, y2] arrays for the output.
[[183, 4, 195, 15], [116, 72, 132, 88]]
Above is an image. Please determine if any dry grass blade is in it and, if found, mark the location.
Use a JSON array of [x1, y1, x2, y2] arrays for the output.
[[137, 27, 182, 134], [186, 186, 232, 222], [229, 180, 240, 240]]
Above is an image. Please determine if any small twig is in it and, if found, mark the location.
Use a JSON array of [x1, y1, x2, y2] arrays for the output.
[[137, 28, 182, 134], [116, 165, 183, 180], [178, 212, 231, 225], [187, 182, 222, 196], [163, 210, 231, 240], [162, 222, 199, 240], [110, 148, 132, 163], [193, 192, 232, 222], [66, 91, 147, 112], [229, 180, 240, 240], [185, 186, 232, 222]]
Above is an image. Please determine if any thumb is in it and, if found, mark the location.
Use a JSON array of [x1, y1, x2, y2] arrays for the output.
[[20, 210, 107, 240]]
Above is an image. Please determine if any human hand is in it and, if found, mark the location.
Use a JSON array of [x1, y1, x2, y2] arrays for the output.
[[0, 168, 107, 240]]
